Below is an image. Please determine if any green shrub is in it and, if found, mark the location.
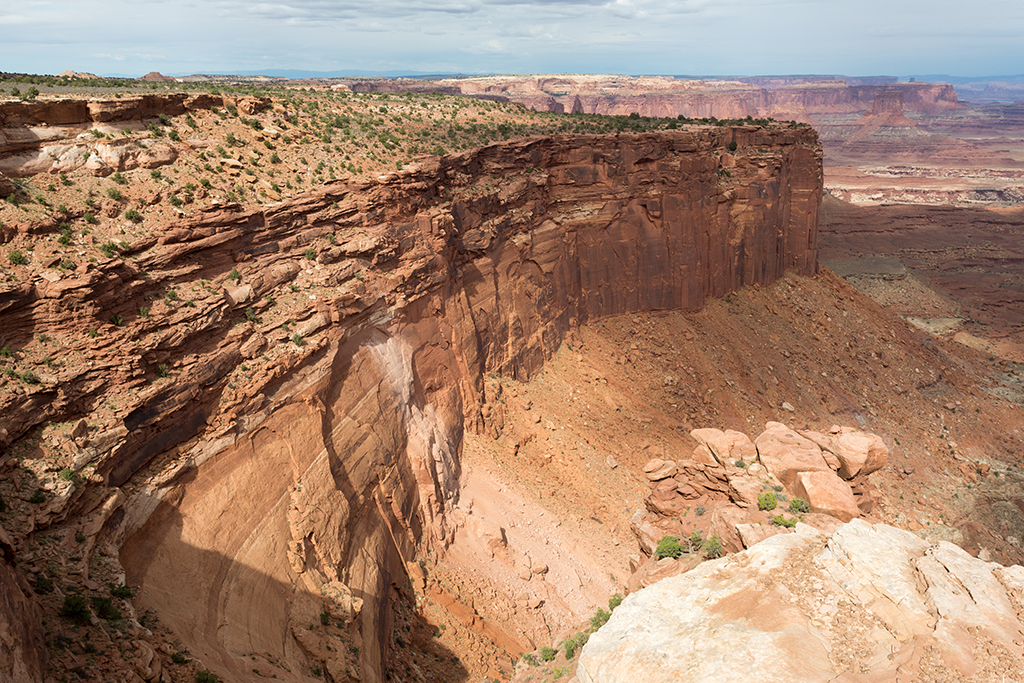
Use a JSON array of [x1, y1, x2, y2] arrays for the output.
[[8, 251, 27, 265], [106, 188, 123, 201], [84, 211, 97, 224], [561, 631, 590, 660], [110, 582, 135, 599], [228, 267, 241, 282], [757, 491, 777, 511], [590, 607, 611, 629], [539, 646, 556, 662], [28, 489, 46, 503], [304, 247, 316, 260], [770, 514, 797, 528], [195, 670, 220, 683], [124, 209, 142, 223], [60, 594, 92, 623], [789, 497, 810, 514], [111, 172, 127, 185], [111, 314, 123, 326], [727, 140, 738, 152], [701, 535, 724, 559], [608, 593, 623, 610], [34, 574, 54, 594], [654, 535, 683, 559], [158, 113, 171, 126], [171, 651, 189, 664], [291, 333, 304, 347], [90, 596, 121, 620]]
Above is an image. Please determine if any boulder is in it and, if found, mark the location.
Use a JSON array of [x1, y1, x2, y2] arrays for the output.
[[643, 459, 677, 481], [800, 426, 889, 479], [690, 428, 757, 467], [791, 470, 860, 523], [754, 421, 831, 487], [578, 520, 1024, 683]]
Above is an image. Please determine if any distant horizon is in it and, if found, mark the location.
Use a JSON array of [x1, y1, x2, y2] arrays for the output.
[[25, 69, 1024, 85]]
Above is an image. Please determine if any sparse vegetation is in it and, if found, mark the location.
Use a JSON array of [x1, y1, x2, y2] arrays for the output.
[[758, 491, 778, 511], [789, 497, 810, 514]]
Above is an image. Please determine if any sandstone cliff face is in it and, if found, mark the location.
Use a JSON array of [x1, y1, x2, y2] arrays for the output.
[[579, 520, 1024, 683], [0, 526, 46, 683], [0, 127, 820, 681]]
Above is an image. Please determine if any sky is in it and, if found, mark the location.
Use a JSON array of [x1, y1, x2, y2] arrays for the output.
[[1, 0, 1022, 78]]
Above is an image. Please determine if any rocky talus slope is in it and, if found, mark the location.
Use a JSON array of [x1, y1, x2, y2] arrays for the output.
[[0, 125, 820, 682], [579, 519, 1024, 683]]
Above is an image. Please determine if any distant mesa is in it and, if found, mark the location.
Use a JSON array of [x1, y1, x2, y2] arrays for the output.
[[57, 69, 99, 80], [140, 71, 175, 82]]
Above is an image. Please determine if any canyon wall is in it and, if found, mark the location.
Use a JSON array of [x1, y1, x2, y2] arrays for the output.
[[383, 75, 963, 122], [0, 127, 821, 681]]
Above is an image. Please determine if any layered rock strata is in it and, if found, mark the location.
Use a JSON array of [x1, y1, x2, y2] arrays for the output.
[[0, 94, 270, 177], [579, 519, 1024, 683], [0, 127, 821, 681]]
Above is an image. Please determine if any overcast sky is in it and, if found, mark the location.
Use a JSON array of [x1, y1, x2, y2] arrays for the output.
[[1, 0, 1021, 78]]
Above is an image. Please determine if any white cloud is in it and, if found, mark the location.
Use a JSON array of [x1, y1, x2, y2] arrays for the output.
[[0, 0, 1020, 77]]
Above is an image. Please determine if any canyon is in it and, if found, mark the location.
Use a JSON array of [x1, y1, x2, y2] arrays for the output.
[[1, 88, 1024, 683], [350, 74, 1024, 209]]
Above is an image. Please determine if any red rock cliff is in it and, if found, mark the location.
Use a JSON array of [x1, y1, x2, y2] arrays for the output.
[[0, 127, 821, 682]]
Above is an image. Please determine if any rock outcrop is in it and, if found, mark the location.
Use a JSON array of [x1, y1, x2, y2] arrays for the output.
[[0, 94, 270, 177], [630, 422, 886, 571], [0, 126, 820, 682], [579, 519, 1024, 683]]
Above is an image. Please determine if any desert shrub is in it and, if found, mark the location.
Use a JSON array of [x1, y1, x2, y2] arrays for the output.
[[590, 607, 612, 629], [34, 574, 53, 594], [561, 631, 590, 660], [789, 497, 810, 514], [195, 671, 220, 683], [291, 333, 305, 347], [701, 535, 724, 559], [28, 489, 46, 503], [111, 172, 127, 185], [90, 595, 121, 620], [304, 247, 316, 260], [608, 593, 623, 610], [171, 651, 189, 664], [727, 140, 738, 151], [60, 594, 91, 624], [106, 188, 123, 201], [228, 267, 241, 282], [770, 514, 797, 528], [757, 491, 777, 511], [169, 195, 182, 207], [158, 113, 171, 126], [520, 652, 538, 666], [168, 129, 180, 141], [654, 535, 683, 560], [83, 211, 97, 224], [111, 314, 123, 326], [8, 251, 27, 265], [539, 646, 556, 662]]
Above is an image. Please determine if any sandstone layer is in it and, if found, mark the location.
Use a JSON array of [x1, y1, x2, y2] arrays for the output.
[[0, 126, 821, 682], [578, 519, 1024, 683]]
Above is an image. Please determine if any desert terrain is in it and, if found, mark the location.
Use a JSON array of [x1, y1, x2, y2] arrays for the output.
[[0, 74, 1023, 683]]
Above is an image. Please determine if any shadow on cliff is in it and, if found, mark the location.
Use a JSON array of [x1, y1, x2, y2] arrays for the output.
[[117, 480, 471, 683]]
